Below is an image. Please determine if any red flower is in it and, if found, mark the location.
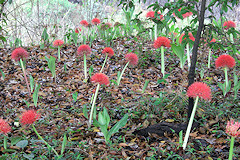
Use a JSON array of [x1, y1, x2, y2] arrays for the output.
[[226, 119, 240, 137], [105, 22, 111, 28], [75, 27, 82, 33], [53, 39, 64, 47], [80, 20, 89, 27], [223, 21, 236, 30], [102, 47, 114, 57], [11, 47, 28, 62], [210, 38, 216, 43], [187, 82, 211, 100], [91, 73, 109, 85], [146, 11, 163, 20], [173, 8, 192, 18], [77, 45, 92, 56], [91, 18, 101, 25], [179, 33, 195, 43], [0, 119, 11, 135], [20, 110, 40, 125], [215, 54, 235, 69], [154, 36, 171, 48], [125, 53, 138, 66]]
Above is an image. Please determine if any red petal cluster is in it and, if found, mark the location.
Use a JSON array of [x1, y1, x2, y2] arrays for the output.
[[179, 33, 195, 43], [215, 54, 235, 69], [102, 47, 114, 57], [146, 11, 163, 20], [187, 82, 211, 100], [75, 27, 82, 33], [91, 18, 101, 25], [125, 53, 138, 66], [53, 39, 64, 47], [91, 73, 109, 85], [105, 22, 111, 28], [0, 119, 11, 135], [11, 47, 29, 62], [80, 20, 89, 27], [223, 21, 236, 30], [226, 119, 240, 137], [154, 36, 171, 48], [77, 45, 92, 56], [20, 110, 40, 125], [210, 38, 216, 43], [173, 8, 192, 19]]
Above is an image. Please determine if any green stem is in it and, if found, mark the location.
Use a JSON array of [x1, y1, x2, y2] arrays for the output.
[[161, 46, 165, 77], [20, 59, 31, 95], [224, 67, 228, 89], [88, 84, 100, 128], [100, 54, 108, 73], [117, 62, 129, 86], [186, 43, 190, 70], [228, 136, 235, 160], [57, 46, 61, 62], [208, 48, 211, 68], [84, 54, 87, 80], [154, 24, 157, 40], [183, 96, 199, 150], [32, 124, 59, 157], [4, 135, 7, 149]]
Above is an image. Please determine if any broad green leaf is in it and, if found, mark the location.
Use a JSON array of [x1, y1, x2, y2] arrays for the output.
[[16, 140, 28, 148], [29, 75, 34, 93], [33, 83, 41, 107], [0, 68, 5, 80], [61, 134, 67, 155], [11, 136, 23, 146]]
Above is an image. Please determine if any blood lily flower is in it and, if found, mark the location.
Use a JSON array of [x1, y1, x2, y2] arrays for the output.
[[0, 118, 11, 149], [210, 38, 216, 43], [53, 39, 64, 62], [91, 18, 101, 25], [77, 45, 92, 80], [223, 21, 236, 30], [100, 47, 114, 73], [183, 82, 211, 150], [173, 8, 193, 19], [75, 27, 82, 33], [179, 33, 195, 44], [89, 73, 110, 128], [146, 11, 163, 20], [80, 20, 89, 27], [20, 110, 40, 125]]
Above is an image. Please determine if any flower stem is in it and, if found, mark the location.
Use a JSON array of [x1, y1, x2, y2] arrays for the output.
[[4, 135, 7, 149], [20, 59, 31, 95], [100, 54, 108, 73], [183, 96, 199, 150], [117, 61, 129, 86], [229, 136, 235, 160], [57, 46, 61, 62], [161, 46, 165, 77], [88, 84, 100, 128], [208, 48, 211, 68], [32, 124, 59, 157], [186, 43, 191, 70], [84, 54, 87, 80], [224, 67, 228, 89]]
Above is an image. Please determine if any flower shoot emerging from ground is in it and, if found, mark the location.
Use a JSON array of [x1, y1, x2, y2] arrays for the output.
[[91, 18, 101, 25], [0, 119, 11, 135], [91, 73, 110, 86], [125, 53, 138, 66], [179, 33, 195, 43], [226, 119, 240, 137], [102, 47, 114, 57], [20, 110, 41, 125], [77, 45, 92, 56], [187, 82, 211, 100], [75, 27, 82, 33], [154, 36, 171, 48], [11, 47, 28, 62], [215, 54, 235, 69], [80, 20, 89, 27], [53, 39, 64, 47], [223, 21, 236, 30]]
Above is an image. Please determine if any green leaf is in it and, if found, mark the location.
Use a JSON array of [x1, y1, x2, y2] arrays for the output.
[[11, 136, 23, 146], [16, 140, 28, 148], [41, 28, 49, 42], [48, 56, 56, 78], [0, 68, 5, 80], [61, 134, 67, 155], [72, 91, 78, 102], [142, 79, 149, 93], [2, 149, 16, 153], [83, 105, 88, 119], [29, 75, 34, 93], [33, 83, 41, 107]]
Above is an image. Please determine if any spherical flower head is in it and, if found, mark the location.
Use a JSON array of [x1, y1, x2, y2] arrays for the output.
[[173, 8, 192, 19], [91, 73, 110, 85], [53, 39, 64, 47], [0, 119, 11, 135], [226, 119, 240, 137], [20, 110, 40, 125], [215, 54, 235, 69], [77, 45, 92, 56], [75, 27, 82, 33], [11, 47, 28, 62], [91, 18, 101, 25], [80, 20, 89, 27], [223, 21, 236, 30], [187, 82, 211, 100], [154, 36, 171, 48], [102, 47, 114, 57], [125, 53, 138, 66], [179, 33, 195, 43], [210, 38, 216, 43]]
